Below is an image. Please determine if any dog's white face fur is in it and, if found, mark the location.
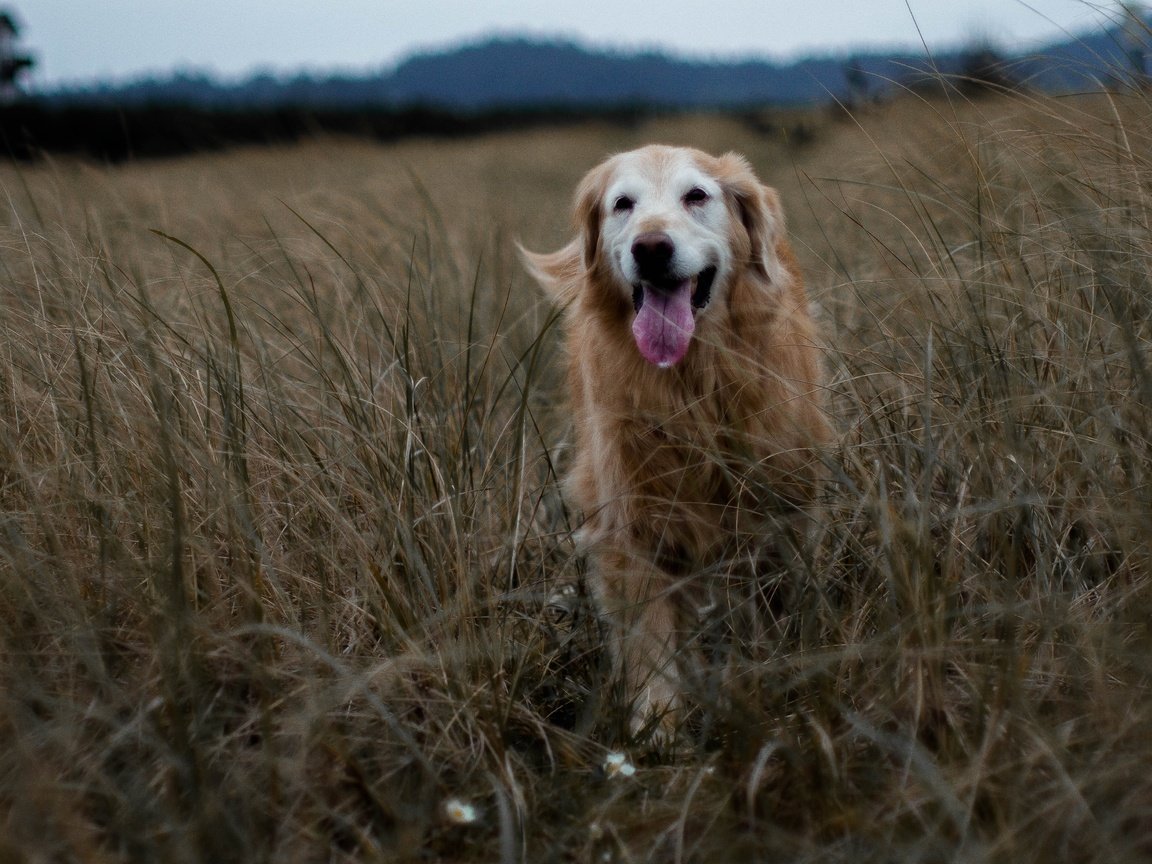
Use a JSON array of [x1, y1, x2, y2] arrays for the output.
[[561, 145, 786, 369], [600, 149, 735, 365]]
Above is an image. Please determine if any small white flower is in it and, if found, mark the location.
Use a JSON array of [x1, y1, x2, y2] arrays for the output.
[[443, 797, 480, 825], [603, 752, 636, 778]]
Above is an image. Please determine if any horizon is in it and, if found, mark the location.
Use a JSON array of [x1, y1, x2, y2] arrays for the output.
[[16, 0, 1121, 90]]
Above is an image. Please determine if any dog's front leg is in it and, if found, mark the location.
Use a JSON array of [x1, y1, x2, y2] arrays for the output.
[[592, 543, 684, 743]]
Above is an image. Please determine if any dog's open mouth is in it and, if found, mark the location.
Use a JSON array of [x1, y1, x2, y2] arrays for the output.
[[631, 266, 717, 313], [691, 265, 717, 309], [630, 265, 718, 368]]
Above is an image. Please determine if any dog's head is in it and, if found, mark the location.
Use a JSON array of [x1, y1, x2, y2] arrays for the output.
[[523, 145, 788, 368]]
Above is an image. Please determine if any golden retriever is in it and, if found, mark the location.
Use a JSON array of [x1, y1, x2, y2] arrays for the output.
[[522, 145, 830, 740]]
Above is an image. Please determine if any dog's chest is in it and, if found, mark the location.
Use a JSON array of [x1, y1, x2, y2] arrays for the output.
[[626, 377, 753, 505]]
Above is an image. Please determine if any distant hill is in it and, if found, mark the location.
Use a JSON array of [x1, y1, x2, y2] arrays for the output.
[[35, 14, 1152, 111], [42, 40, 958, 110], [378, 39, 941, 108], [1012, 17, 1151, 91]]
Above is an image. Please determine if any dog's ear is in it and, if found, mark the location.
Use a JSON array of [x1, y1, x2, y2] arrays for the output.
[[519, 160, 612, 305], [715, 152, 786, 283], [518, 238, 583, 306], [573, 160, 611, 269]]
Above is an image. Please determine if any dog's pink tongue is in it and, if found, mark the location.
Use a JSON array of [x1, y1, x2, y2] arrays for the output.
[[631, 280, 695, 368]]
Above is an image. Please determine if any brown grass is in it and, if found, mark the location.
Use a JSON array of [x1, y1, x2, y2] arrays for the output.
[[0, 88, 1149, 863]]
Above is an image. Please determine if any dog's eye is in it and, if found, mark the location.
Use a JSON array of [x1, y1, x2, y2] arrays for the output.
[[684, 187, 709, 206], [613, 196, 635, 213]]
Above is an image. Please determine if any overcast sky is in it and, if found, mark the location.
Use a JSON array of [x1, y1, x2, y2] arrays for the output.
[[18, 0, 1123, 87]]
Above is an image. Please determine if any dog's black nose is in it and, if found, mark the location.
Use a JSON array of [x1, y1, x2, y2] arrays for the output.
[[631, 232, 675, 281]]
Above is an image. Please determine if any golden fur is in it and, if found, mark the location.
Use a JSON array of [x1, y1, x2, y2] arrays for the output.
[[523, 145, 830, 739]]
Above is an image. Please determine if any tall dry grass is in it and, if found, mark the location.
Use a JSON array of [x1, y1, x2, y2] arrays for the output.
[[0, 90, 1148, 863]]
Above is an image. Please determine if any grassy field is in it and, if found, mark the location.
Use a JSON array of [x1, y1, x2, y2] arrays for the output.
[[1, 88, 1149, 863]]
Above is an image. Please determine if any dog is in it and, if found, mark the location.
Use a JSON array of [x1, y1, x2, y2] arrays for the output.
[[522, 145, 831, 741]]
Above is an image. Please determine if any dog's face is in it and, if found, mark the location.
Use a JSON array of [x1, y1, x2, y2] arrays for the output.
[[568, 145, 786, 368]]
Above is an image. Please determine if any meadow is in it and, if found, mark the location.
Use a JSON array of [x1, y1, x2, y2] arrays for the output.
[[0, 88, 1149, 863]]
